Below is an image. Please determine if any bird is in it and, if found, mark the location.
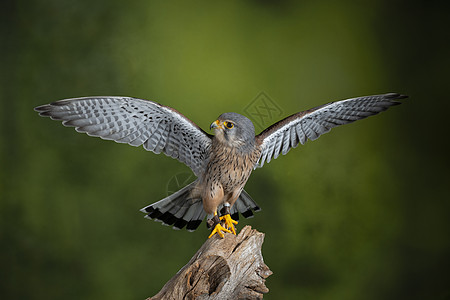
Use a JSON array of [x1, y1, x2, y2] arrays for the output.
[[35, 93, 407, 238]]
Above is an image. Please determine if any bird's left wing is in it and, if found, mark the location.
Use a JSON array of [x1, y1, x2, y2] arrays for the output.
[[35, 97, 213, 176], [254, 93, 407, 168]]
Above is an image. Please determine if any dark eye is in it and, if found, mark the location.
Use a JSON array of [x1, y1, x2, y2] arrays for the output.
[[224, 121, 234, 129]]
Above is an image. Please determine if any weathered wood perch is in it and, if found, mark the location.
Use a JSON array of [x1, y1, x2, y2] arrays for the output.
[[148, 226, 272, 300]]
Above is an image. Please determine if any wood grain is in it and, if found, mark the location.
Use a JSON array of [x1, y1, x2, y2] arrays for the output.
[[149, 226, 272, 300]]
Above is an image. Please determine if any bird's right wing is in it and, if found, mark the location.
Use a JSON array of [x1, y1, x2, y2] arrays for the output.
[[35, 97, 213, 176], [254, 93, 407, 168]]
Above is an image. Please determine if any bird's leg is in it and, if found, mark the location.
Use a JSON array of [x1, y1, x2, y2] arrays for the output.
[[208, 211, 232, 239], [219, 203, 238, 235]]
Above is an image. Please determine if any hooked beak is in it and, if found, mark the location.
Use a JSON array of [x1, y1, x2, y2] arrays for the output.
[[210, 119, 223, 130]]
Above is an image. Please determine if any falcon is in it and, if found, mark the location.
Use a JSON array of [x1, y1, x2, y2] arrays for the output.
[[35, 93, 406, 238]]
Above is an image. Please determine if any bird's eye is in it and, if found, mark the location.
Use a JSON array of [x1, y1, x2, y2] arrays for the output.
[[224, 121, 234, 129]]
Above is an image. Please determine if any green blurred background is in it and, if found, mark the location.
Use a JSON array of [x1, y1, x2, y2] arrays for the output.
[[1, 1, 449, 299]]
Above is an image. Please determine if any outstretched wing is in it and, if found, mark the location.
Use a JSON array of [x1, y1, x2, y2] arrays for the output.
[[35, 97, 213, 176], [254, 93, 407, 168]]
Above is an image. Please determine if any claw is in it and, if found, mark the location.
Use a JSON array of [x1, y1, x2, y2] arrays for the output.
[[220, 214, 238, 235], [208, 222, 232, 239]]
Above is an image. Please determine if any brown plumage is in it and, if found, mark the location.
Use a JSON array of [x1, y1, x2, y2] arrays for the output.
[[199, 134, 261, 215]]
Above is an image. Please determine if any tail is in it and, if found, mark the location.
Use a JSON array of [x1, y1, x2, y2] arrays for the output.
[[228, 189, 261, 221], [140, 182, 261, 232], [140, 180, 205, 231]]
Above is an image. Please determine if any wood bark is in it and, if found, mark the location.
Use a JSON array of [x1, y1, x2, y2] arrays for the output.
[[148, 226, 272, 300]]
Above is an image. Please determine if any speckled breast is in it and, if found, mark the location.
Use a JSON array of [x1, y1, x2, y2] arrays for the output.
[[205, 144, 261, 194]]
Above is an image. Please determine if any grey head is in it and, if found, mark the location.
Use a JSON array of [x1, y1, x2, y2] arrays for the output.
[[210, 112, 256, 151]]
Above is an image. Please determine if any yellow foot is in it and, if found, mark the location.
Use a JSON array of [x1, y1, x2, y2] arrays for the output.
[[208, 222, 231, 239], [220, 214, 238, 235]]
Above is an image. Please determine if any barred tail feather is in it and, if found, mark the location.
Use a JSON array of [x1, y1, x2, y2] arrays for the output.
[[227, 189, 261, 221], [140, 180, 205, 231], [141, 184, 260, 232]]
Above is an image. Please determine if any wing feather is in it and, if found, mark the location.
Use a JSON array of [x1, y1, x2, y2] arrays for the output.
[[281, 128, 291, 155], [255, 93, 407, 168], [35, 96, 213, 176], [296, 123, 307, 145], [289, 125, 299, 150], [272, 133, 284, 160]]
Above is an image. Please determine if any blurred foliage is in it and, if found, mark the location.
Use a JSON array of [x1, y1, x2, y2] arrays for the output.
[[1, 0, 449, 299]]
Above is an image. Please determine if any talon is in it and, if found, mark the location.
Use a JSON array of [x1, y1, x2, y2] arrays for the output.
[[208, 223, 232, 239], [220, 214, 238, 235]]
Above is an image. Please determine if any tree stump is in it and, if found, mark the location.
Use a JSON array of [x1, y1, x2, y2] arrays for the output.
[[148, 226, 272, 300]]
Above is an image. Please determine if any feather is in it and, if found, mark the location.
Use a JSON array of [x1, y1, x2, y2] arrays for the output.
[[35, 96, 213, 176], [254, 93, 407, 168]]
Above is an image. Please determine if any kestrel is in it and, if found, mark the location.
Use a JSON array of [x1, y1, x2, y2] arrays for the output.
[[35, 93, 406, 238]]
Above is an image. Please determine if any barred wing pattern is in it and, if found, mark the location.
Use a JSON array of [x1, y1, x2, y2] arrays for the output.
[[255, 93, 407, 168], [35, 97, 213, 176]]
